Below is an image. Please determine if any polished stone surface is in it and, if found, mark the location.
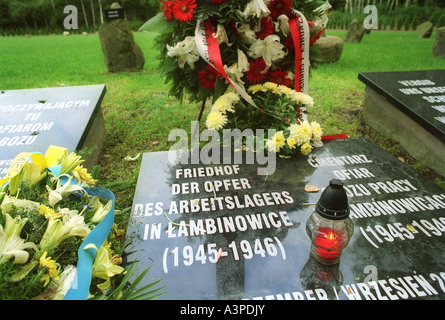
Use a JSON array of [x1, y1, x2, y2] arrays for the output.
[[0, 85, 106, 175], [359, 70, 445, 143], [124, 137, 445, 300]]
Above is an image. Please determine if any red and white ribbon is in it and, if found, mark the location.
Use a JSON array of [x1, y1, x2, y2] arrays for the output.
[[289, 10, 310, 94], [195, 18, 257, 108]]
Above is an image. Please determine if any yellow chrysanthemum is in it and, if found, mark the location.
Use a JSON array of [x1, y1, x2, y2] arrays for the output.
[[289, 92, 314, 108], [266, 131, 286, 153], [72, 165, 97, 186], [39, 252, 60, 287], [278, 85, 293, 96], [301, 142, 313, 155], [311, 121, 323, 141], [212, 99, 232, 114], [286, 137, 297, 149], [39, 204, 61, 220], [223, 92, 240, 104], [263, 82, 280, 94], [206, 111, 228, 130], [247, 84, 266, 94], [288, 121, 312, 146]]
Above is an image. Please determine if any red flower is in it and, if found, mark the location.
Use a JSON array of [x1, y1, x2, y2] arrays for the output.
[[245, 59, 268, 84], [160, 0, 175, 22], [310, 29, 325, 46], [173, 0, 198, 22], [199, 65, 221, 90], [267, 0, 292, 19], [255, 17, 274, 40], [212, 0, 228, 4], [269, 69, 292, 87], [284, 36, 294, 52]]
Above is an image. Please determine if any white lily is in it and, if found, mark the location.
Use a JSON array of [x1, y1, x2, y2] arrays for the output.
[[224, 63, 245, 84], [276, 14, 290, 36], [0, 195, 40, 216], [241, 0, 270, 18], [60, 152, 84, 175], [235, 23, 257, 44], [90, 199, 112, 224], [22, 162, 47, 185], [39, 209, 90, 252], [249, 35, 287, 66], [50, 265, 77, 300], [46, 174, 86, 206], [166, 36, 200, 69], [237, 49, 250, 73], [214, 24, 232, 46], [314, 1, 332, 28], [89, 242, 125, 290], [0, 214, 37, 265]]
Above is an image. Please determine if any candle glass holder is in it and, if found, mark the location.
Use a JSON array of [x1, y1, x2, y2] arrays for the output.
[[306, 179, 354, 265]]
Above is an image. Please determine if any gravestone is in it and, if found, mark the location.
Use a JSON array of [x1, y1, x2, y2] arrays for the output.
[[359, 70, 445, 176], [124, 137, 445, 300], [314, 35, 343, 63], [99, 3, 145, 73], [433, 27, 445, 58], [344, 19, 366, 43], [0, 84, 106, 175], [417, 21, 433, 39]]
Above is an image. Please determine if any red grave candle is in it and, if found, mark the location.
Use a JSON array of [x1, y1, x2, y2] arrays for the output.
[[314, 227, 343, 262], [305, 179, 354, 265]]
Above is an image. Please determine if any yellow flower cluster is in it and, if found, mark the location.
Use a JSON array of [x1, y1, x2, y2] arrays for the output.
[[39, 204, 62, 220], [265, 131, 286, 153], [248, 82, 314, 108], [266, 120, 323, 155], [206, 92, 240, 130]]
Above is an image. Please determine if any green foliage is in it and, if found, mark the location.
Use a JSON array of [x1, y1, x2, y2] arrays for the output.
[[92, 261, 164, 300], [328, 3, 445, 30]]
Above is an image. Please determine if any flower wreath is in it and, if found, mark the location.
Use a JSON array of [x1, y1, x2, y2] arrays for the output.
[[143, 0, 331, 103]]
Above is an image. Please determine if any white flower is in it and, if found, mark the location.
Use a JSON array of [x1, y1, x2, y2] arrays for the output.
[[288, 121, 313, 146], [249, 35, 286, 66], [224, 63, 245, 84], [46, 174, 86, 206], [166, 36, 199, 69], [241, 0, 270, 18], [235, 23, 257, 44], [39, 210, 90, 251], [90, 199, 113, 224], [0, 214, 37, 265], [276, 14, 290, 36], [237, 49, 249, 73], [50, 265, 77, 300], [265, 131, 286, 153], [214, 24, 232, 46], [314, 1, 332, 28], [0, 196, 40, 216]]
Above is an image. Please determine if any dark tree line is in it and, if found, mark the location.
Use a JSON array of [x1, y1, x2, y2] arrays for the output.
[[0, 0, 161, 31]]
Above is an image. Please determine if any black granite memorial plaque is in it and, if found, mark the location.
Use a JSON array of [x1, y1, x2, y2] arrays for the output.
[[0, 85, 106, 175], [124, 137, 445, 300], [359, 70, 445, 143]]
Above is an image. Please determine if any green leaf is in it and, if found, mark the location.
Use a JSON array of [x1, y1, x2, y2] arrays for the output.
[[139, 12, 172, 33], [99, 261, 164, 300]]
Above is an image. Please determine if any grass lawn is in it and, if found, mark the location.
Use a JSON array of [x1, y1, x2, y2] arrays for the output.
[[0, 30, 444, 211]]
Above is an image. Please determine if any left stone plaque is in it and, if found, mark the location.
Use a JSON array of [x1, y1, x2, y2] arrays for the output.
[[0, 84, 106, 174]]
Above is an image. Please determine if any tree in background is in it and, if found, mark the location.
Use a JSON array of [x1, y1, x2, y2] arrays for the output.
[[327, 0, 445, 29], [0, 0, 161, 32]]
